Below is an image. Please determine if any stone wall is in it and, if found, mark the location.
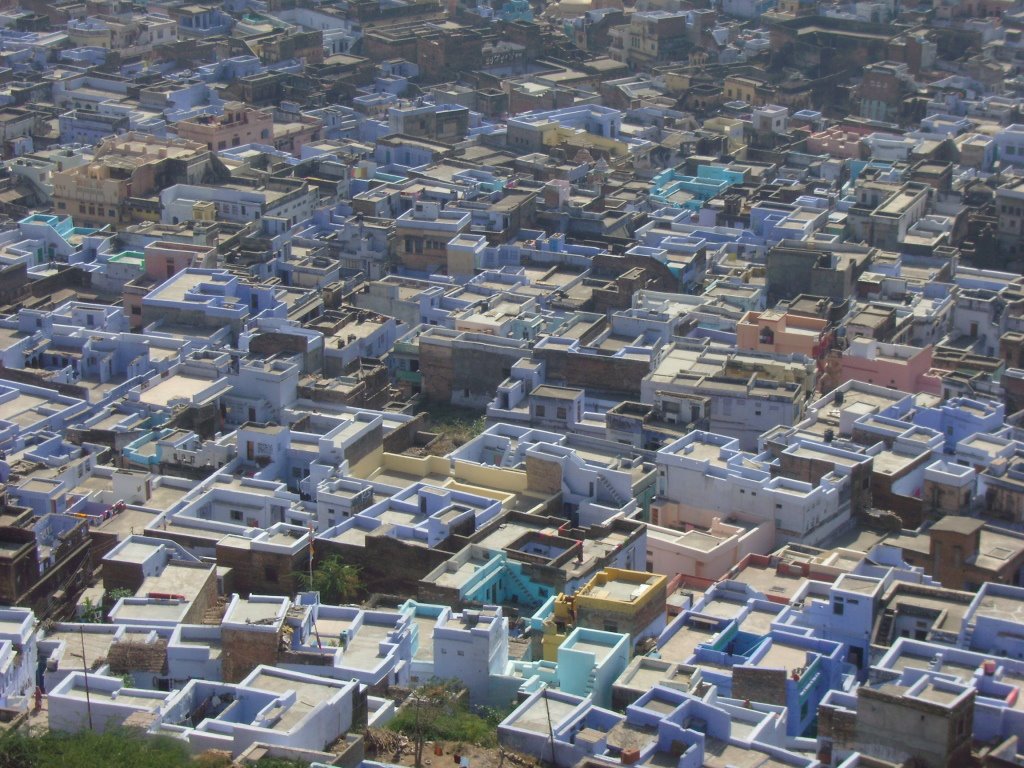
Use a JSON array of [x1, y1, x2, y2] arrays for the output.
[[216, 542, 309, 598], [221, 625, 282, 683], [731, 666, 787, 707], [317, 534, 450, 596]]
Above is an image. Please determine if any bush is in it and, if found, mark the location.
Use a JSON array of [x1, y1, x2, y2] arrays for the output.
[[388, 703, 498, 748], [0, 729, 310, 768], [0, 728, 193, 768]]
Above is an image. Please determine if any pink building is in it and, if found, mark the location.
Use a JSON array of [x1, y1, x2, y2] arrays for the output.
[[737, 309, 832, 366], [174, 104, 274, 152], [840, 338, 941, 395], [272, 115, 323, 156], [123, 241, 217, 327], [806, 127, 863, 160], [646, 503, 775, 581]]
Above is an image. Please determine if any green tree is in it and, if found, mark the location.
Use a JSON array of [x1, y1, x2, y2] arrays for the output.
[[295, 556, 362, 604], [79, 597, 104, 624], [391, 680, 461, 768], [80, 588, 138, 624]]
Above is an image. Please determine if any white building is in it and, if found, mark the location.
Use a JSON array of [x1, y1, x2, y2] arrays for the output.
[[160, 182, 316, 228], [656, 431, 854, 548], [0, 608, 38, 708]]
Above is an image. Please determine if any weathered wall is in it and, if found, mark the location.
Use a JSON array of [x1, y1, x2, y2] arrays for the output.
[[221, 626, 282, 683], [732, 666, 787, 707]]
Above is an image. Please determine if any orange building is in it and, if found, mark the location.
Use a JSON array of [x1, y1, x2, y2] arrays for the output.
[[737, 309, 832, 367]]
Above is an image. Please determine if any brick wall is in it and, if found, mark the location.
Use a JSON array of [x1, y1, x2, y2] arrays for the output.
[[102, 559, 145, 594], [526, 455, 563, 495], [421, 337, 526, 407], [216, 543, 309, 598], [181, 566, 218, 624], [420, 339, 454, 403], [382, 413, 428, 453], [532, 346, 650, 397], [317, 534, 449, 596], [250, 332, 316, 371], [221, 626, 282, 683], [731, 666, 787, 706], [345, 423, 383, 467]]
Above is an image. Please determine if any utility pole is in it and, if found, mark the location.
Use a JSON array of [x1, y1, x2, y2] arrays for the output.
[[308, 521, 323, 650], [543, 688, 556, 767], [308, 521, 315, 589], [79, 625, 94, 731]]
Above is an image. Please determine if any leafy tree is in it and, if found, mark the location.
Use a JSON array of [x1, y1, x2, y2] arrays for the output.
[[390, 679, 462, 768], [294, 556, 362, 605], [79, 597, 104, 624], [80, 588, 139, 624]]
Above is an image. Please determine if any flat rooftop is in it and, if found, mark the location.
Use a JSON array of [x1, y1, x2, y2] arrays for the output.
[[512, 695, 579, 735], [136, 374, 218, 407], [224, 599, 284, 626], [47, 630, 116, 669], [139, 563, 212, 600], [758, 640, 806, 673], [246, 669, 342, 731], [565, 636, 616, 664], [342, 621, 395, 669], [658, 621, 717, 664], [970, 591, 1024, 624]]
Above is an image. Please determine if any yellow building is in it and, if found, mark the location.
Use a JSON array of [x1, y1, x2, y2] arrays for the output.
[[52, 133, 210, 229], [539, 568, 668, 661]]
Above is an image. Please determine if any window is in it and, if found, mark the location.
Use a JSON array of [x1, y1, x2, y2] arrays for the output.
[[230, 510, 243, 521], [603, 620, 618, 632], [457, 650, 464, 656], [557, 407, 567, 420], [535, 405, 546, 417], [264, 565, 278, 583]]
